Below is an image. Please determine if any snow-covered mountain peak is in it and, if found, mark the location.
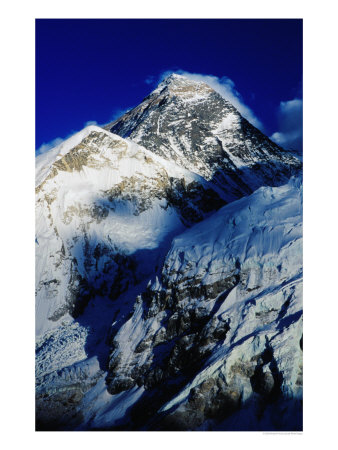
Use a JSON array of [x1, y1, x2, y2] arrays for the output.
[[105, 75, 301, 201], [36, 125, 117, 187], [153, 73, 215, 100]]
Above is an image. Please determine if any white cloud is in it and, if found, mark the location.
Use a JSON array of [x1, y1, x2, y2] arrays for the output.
[[270, 98, 303, 152], [156, 70, 263, 130], [36, 137, 64, 155], [36, 121, 100, 156], [145, 75, 156, 85], [84, 120, 98, 127]]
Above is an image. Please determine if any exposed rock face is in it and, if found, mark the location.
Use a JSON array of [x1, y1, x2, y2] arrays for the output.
[[106, 74, 301, 202], [36, 75, 302, 431]]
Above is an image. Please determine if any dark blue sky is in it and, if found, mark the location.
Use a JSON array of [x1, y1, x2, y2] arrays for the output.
[[36, 19, 302, 151]]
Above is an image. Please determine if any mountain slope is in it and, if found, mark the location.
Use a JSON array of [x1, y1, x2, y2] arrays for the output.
[[35, 126, 225, 335], [102, 177, 302, 430]]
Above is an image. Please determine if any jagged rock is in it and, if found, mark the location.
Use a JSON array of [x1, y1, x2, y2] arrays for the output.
[[108, 377, 136, 395]]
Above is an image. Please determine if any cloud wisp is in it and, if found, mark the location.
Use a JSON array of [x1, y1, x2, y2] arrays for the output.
[[270, 98, 303, 153], [36, 137, 65, 155], [36, 120, 100, 156], [145, 75, 156, 85], [83, 120, 99, 127]]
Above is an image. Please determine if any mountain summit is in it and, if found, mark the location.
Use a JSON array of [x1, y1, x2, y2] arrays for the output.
[[106, 74, 301, 202], [151, 73, 215, 99]]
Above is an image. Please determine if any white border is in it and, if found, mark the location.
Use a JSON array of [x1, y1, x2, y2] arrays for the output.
[[1, 1, 337, 448]]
